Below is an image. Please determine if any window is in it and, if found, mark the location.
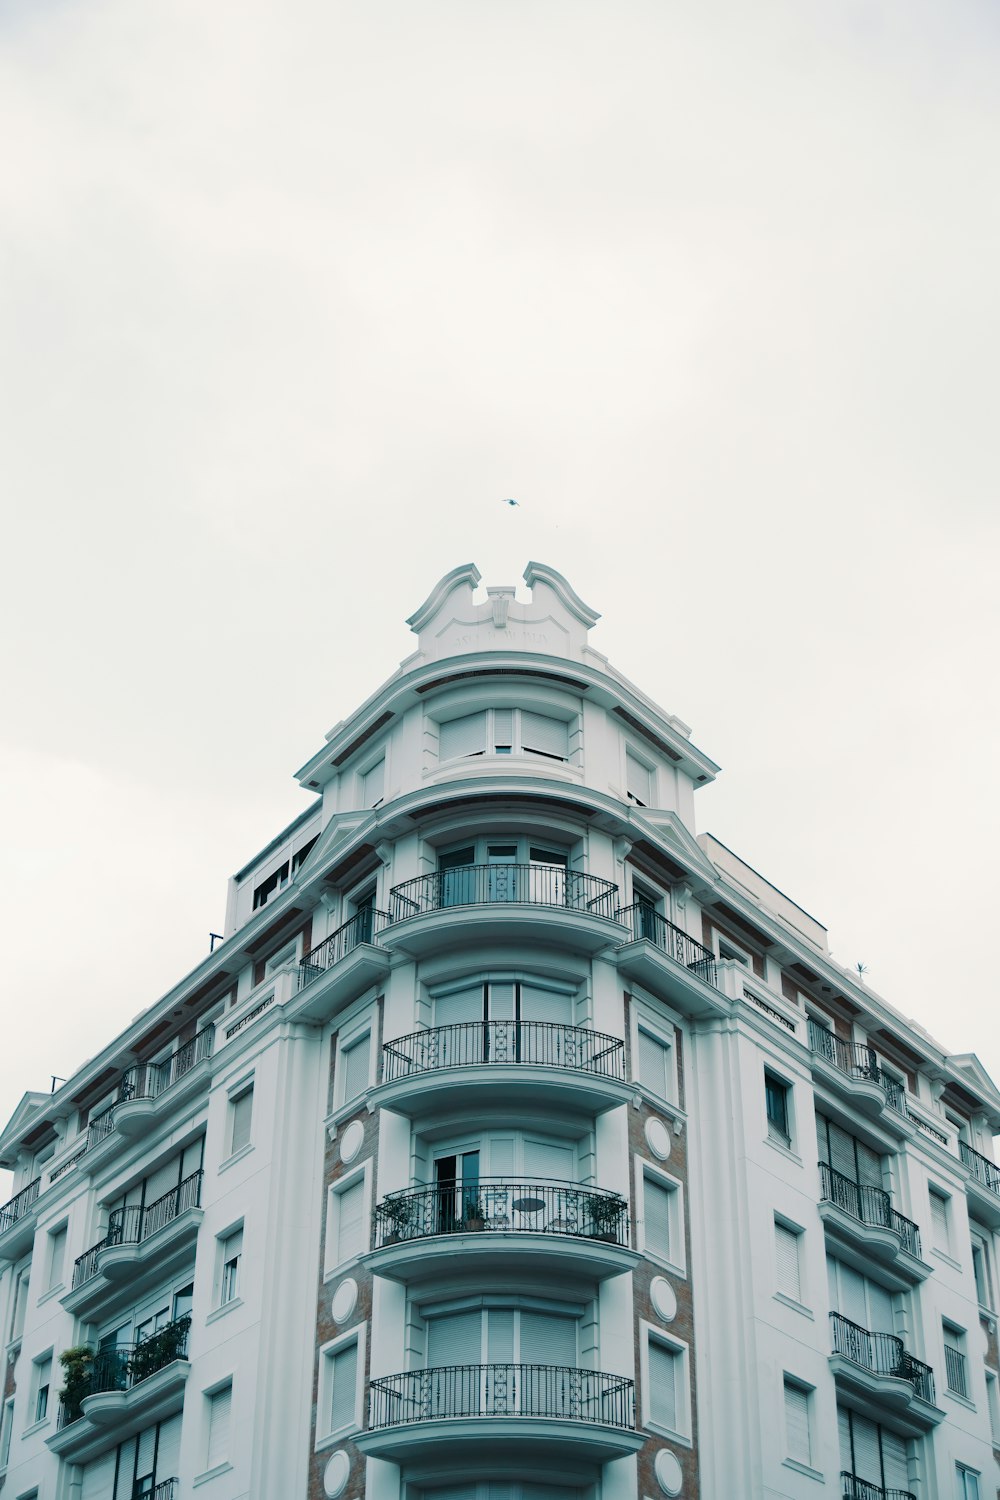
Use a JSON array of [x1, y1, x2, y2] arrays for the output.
[[765, 1072, 791, 1147], [320, 1336, 361, 1440], [972, 1231, 994, 1308], [46, 1224, 67, 1291], [205, 1382, 232, 1470], [640, 1166, 681, 1268], [783, 1378, 812, 1466], [718, 937, 750, 966], [32, 1353, 51, 1424], [361, 758, 385, 808], [339, 1032, 372, 1106], [327, 1172, 367, 1269], [8, 1268, 28, 1343], [838, 1406, 910, 1494], [218, 1226, 243, 1306], [930, 1188, 952, 1255], [252, 861, 289, 910], [944, 1323, 969, 1398], [228, 1084, 254, 1156], [173, 1282, 195, 1322], [956, 1466, 981, 1500], [636, 1025, 673, 1101], [642, 1330, 688, 1437], [439, 709, 570, 764], [0, 1397, 13, 1469], [775, 1219, 803, 1302], [986, 1370, 1000, 1444], [626, 750, 653, 807]]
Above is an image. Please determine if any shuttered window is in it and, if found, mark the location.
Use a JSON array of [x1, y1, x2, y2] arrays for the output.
[[328, 1341, 359, 1435], [206, 1383, 232, 1469], [930, 1189, 951, 1252], [881, 1429, 909, 1490], [362, 759, 385, 807], [520, 1312, 575, 1366], [341, 1034, 371, 1103], [521, 712, 568, 761], [493, 709, 514, 749], [638, 1029, 671, 1098], [648, 1340, 678, 1430], [81, 1450, 116, 1500], [230, 1086, 253, 1154], [156, 1413, 182, 1484], [440, 713, 488, 760], [775, 1222, 801, 1301], [333, 1179, 365, 1265], [784, 1381, 811, 1464], [626, 752, 653, 806], [427, 1310, 481, 1366], [644, 1177, 673, 1261]]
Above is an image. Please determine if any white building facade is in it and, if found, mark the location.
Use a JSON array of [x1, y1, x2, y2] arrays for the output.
[[1, 562, 999, 1500]]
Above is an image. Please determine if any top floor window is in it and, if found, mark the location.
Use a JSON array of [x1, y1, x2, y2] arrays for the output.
[[439, 709, 570, 764]]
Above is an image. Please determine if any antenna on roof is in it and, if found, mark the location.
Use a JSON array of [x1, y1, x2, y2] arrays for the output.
[[856, 963, 868, 981], [209, 933, 224, 952], [50, 1076, 66, 1094]]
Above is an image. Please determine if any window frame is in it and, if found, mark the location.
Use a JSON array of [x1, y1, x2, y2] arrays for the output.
[[202, 1377, 234, 1476], [764, 1069, 793, 1149], [639, 1321, 691, 1442], [226, 1079, 255, 1159], [45, 1223, 68, 1294], [929, 1185, 953, 1258], [437, 707, 573, 766], [782, 1375, 814, 1469], [624, 746, 655, 807], [773, 1215, 806, 1308], [636, 1157, 685, 1276], [334, 1019, 375, 1112], [956, 1465, 982, 1500], [325, 1162, 372, 1278], [316, 1326, 367, 1450], [214, 1221, 244, 1310], [971, 1229, 994, 1310], [28, 1350, 52, 1430], [629, 1005, 678, 1109], [943, 1320, 970, 1400]]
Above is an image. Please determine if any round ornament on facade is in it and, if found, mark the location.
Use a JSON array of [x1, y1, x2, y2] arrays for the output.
[[323, 1450, 351, 1498], [649, 1276, 676, 1323], [339, 1119, 364, 1164], [645, 1117, 671, 1160], [654, 1448, 683, 1496], [331, 1278, 358, 1325]]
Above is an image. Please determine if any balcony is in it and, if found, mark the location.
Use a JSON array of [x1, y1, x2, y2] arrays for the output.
[[367, 1179, 638, 1284], [79, 1030, 214, 1166], [841, 1477, 915, 1500], [807, 1023, 908, 1131], [0, 1176, 41, 1259], [818, 1164, 929, 1286], [357, 1364, 642, 1466], [372, 1021, 631, 1119], [49, 1316, 191, 1463], [385, 866, 622, 958], [290, 909, 393, 1024], [959, 1141, 1000, 1229], [63, 1170, 203, 1318], [614, 905, 727, 1020], [829, 1313, 942, 1433], [153, 1484, 178, 1500]]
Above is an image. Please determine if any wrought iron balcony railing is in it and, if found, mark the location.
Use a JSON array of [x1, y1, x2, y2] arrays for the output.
[[85, 1030, 214, 1150], [58, 1316, 191, 1427], [369, 1364, 635, 1430], [72, 1169, 203, 1289], [389, 865, 618, 921], [616, 904, 718, 987], [830, 1313, 935, 1402], [959, 1140, 1000, 1196], [152, 1483, 178, 1500], [374, 1178, 629, 1248], [818, 1163, 922, 1258], [944, 1343, 968, 1397], [0, 1176, 41, 1235], [382, 1021, 625, 1084], [298, 907, 392, 989], [841, 1475, 916, 1500], [807, 1023, 906, 1114]]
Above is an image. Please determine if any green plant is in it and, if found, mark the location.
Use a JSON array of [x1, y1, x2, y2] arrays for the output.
[[129, 1315, 191, 1384], [585, 1191, 626, 1239], [381, 1192, 416, 1240], [58, 1345, 95, 1424]]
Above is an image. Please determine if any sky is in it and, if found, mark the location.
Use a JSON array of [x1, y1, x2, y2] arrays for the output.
[[1, 0, 998, 1160]]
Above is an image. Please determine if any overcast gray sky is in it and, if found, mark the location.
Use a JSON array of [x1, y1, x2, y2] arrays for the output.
[[1, 0, 998, 1153]]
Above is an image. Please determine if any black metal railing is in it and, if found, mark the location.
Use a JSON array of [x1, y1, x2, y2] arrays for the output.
[[808, 1023, 906, 1114], [818, 1163, 922, 1258], [368, 1364, 635, 1430], [959, 1140, 1000, 1196], [841, 1476, 916, 1500], [0, 1176, 41, 1235], [153, 1483, 178, 1500], [83, 1032, 214, 1151], [298, 907, 392, 989], [72, 1170, 203, 1288], [374, 1178, 629, 1248], [382, 1021, 626, 1084], [616, 904, 718, 986], [390, 866, 618, 922], [944, 1343, 968, 1397], [830, 1313, 935, 1402], [58, 1317, 191, 1427]]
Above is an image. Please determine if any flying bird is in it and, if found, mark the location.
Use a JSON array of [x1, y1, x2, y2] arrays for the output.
[[501, 497, 519, 507]]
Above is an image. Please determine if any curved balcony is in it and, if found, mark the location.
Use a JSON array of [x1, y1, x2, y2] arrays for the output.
[[385, 866, 622, 958], [0, 1176, 41, 1260], [366, 1179, 638, 1284], [614, 905, 727, 1020], [290, 909, 393, 1024], [841, 1478, 915, 1500], [371, 1021, 630, 1118], [76, 1031, 214, 1168], [357, 1364, 642, 1466], [959, 1141, 1000, 1229], [818, 1164, 929, 1287], [63, 1171, 203, 1318], [829, 1313, 942, 1434], [807, 1023, 909, 1134]]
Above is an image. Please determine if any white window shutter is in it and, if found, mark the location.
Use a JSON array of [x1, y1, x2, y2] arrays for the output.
[[81, 1451, 116, 1500], [492, 708, 514, 746], [521, 712, 568, 760], [155, 1413, 182, 1483], [638, 1030, 670, 1097], [342, 1035, 371, 1102], [362, 759, 384, 806], [329, 1342, 358, 1433], [775, 1223, 800, 1300], [784, 1382, 811, 1464], [335, 1179, 365, 1262], [645, 1178, 672, 1259], [440, 712, 488, 760], [648, 1341, 677, 1429], [206, 1384, 232, 1469], [626, 751, 653, 805], [427, 1310, 481, 1366]]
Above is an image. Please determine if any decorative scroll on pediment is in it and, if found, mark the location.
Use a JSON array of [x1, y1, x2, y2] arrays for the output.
[[405, 561, 600, 663]]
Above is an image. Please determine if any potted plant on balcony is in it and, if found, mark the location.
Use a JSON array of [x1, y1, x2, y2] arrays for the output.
[[380, 1191, 416, 1245], [128, 1315, 191, 1385], [584, 1191, 627, 1242], [58, 1345, 94, 1425], [462, 1196, 487, 1232]]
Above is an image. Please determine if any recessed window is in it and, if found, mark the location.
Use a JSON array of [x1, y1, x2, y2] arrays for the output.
[[718, 937, 751, 966], [319, 1335, 362, 1442], [32, 1353, 52, 1424], [636, 1025, 674, 1102], [252, 862, 289, 910], [640, 1165, 682, 1270], [327, 1171, 368, 1270], [625, 750, 653, 807], [228, 1084, 254, 1156], [944, 1323, 969, 1398], [930, 1187, 952, 1255], [783, 1378, 812, 1466], [765, 1072, 792, 1148], [439, 709, 570, 763], [46, 1224, 67, 1291], [361, 758, 385, 808], [972, 1232, 994, 1309], [957, 1465, 982, 1500], [986, 1370, 1000, 1444], [774, 1218, 803, 1303], [643, 1329, 689, 1438], [0, 1396, 13, 1469], [206, 1382, 232, 1469], [218, 1226, 243, 1306], [338, 1032, 372, 1107]]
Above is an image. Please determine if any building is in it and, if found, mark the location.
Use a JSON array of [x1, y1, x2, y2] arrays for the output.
[[1, 561, 999, 1500]]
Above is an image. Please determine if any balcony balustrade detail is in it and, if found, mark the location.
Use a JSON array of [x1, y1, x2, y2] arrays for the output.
[[85, 1031, 214, 1151], [382, 1021, 625, 1084], [58, 1315, 191, 1428], [0, 1176, 40, 1235], [808, 1023, 906, 1115], [72, 1170, 203, 1289], [369, 1364, 635, 1431], [390, 866, 618, 921], [616, 904, 718, 987], [152, 1483, 178, 1500], [818, 1163, 922, 1259], [830, 1313, 935, 1403], [841, 1476, 915, 1500], [374, 1179, 628, 1248], [959, 1140, 1000, 1197], [944, 1344, 968, 1398], [298, 908, 392, 988]]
